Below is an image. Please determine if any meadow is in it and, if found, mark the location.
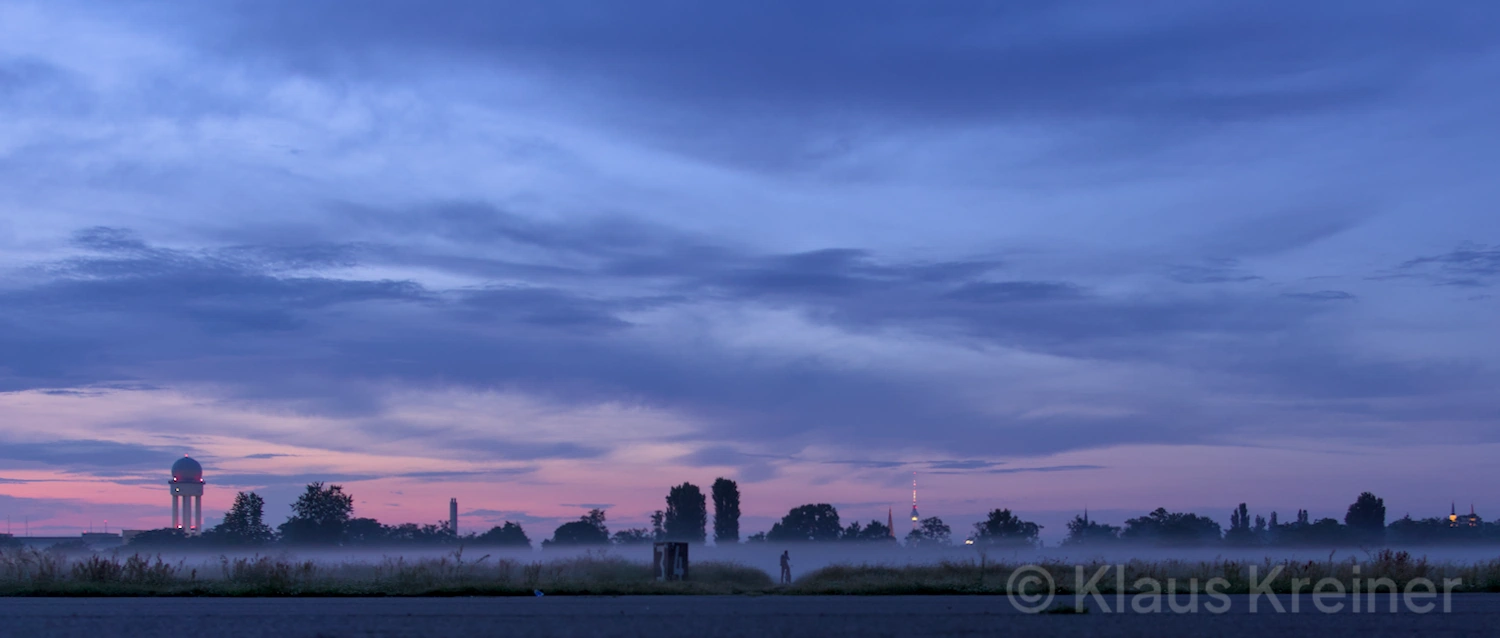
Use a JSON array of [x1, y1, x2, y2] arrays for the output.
[[4, 546, 1500, 596]]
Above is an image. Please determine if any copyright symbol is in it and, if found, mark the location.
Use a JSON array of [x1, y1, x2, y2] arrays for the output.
[[1006, 565, 1056, 613]]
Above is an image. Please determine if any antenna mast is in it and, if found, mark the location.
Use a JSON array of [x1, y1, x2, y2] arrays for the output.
[[909, 472, 920, 531]]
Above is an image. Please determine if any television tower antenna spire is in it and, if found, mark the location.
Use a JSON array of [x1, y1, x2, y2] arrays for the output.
[[909, 472, 920, 531]]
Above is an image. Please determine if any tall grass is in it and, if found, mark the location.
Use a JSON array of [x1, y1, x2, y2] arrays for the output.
[[0, 547, 771, 596], [790, 549, 1499, 594], [4, 547, 1493, 596]]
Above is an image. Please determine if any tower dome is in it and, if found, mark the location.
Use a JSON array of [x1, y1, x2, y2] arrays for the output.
[[169, 455, 205, 533], [172, 456, 203, 483]]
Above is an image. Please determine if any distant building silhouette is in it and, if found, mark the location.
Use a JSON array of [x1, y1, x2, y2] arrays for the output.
[[1449, 503, 1481, 528]]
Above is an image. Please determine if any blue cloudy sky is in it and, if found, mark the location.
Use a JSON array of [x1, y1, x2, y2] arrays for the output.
[[1, 1, 1498, 540]]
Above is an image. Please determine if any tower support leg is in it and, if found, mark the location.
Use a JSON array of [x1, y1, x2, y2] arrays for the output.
[[172, 494, 180, 530]]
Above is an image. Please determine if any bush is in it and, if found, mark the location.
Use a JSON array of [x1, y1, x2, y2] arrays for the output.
[[220, 555, 317, 592], [0, 548, 67, 585], [71, 556, 124, 583]]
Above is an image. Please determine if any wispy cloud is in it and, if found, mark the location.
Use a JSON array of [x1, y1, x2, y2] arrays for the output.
[[1, 0, 1497, 534], [1399, 244, 1500, 287]]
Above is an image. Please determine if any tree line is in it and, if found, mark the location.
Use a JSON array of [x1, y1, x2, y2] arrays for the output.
[[1062, 493, 1500, 548], [120, 484, 1497, 550], [126, 478, 746, 549]]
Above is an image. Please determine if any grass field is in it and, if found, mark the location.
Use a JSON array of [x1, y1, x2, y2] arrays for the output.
[[0, 548, 771, 596], [2, 547, 1496, 596], [791, 549, 1497, 594]]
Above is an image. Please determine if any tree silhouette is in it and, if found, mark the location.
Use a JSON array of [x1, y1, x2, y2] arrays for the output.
[[584, 508, 606, 529], [545, 509, 610, 547], [1061, 515, 1121, 546], [279, 482, 354, 546], [905, 516, 952, 548], [767, 504, 842, 542], [205, 491, 275, 546], [650, 510, 666, 541], [1230, 503, 1249, 530], [712, 478, 741, 545], [474, 522, 531, 548], [1306, 517, 1350, 545], [850, 519, 896, 541], [1271, 509, 1351, 547], [1122, 508, 1222, 546], [343, 518, 386, 545], [970, 509, 1041, 548], [612, 528, 653, 545], [1388, 515, 1446, 545], [664, 483, 708, 543], [1345, 492, 1386, 545], [1224, 503, 1259, 547], [842, 520, 863, 539], [383, 521, 456, 545]]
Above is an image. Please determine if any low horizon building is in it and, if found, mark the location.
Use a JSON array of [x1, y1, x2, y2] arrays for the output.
[[1449, 503, 1481, 528]]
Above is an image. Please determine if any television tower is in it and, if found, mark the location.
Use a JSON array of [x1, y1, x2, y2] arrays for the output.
[[909, 472, 919, 532]]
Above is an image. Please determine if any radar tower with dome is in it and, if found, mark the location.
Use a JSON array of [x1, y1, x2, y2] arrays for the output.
[[170, 456, 205, 534]]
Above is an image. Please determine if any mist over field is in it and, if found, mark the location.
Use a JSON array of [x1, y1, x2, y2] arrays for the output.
[[77, 544, 1500, 582]]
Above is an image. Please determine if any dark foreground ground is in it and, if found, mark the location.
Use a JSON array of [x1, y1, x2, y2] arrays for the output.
[[1, 595, 1496, 638]]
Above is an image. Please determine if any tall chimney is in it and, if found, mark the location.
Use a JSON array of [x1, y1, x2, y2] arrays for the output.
[[449, 498, 458, 537]]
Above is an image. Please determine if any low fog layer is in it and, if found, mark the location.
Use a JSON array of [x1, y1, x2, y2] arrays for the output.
[[77, 545, 1500, 582]]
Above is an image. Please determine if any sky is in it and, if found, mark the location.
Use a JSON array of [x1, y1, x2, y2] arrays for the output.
[[2, 1, 1499, 543]]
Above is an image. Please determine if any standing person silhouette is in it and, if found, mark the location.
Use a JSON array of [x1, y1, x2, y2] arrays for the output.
[[779, 550, 791, 585]]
